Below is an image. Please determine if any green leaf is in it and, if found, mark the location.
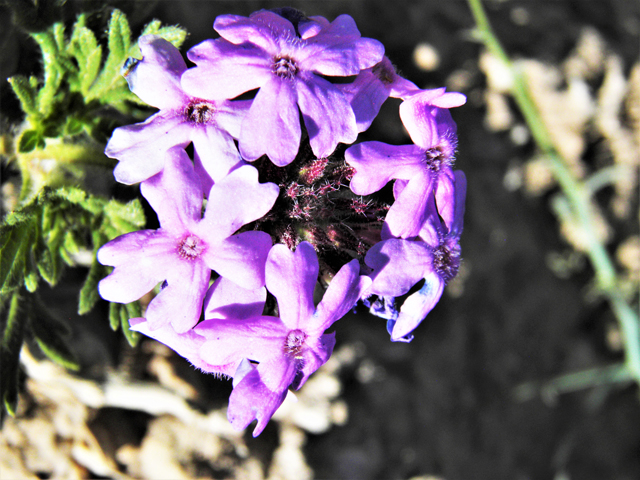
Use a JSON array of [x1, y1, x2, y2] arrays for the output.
[[1, 292, 28, 416], [78, 232, 107, 315], [7, 76, 40, 118], [29, 301, 79, 371], [109, 301, 120, 331], [121, 302, 140, 347], [138, 20, 187, 50], [18, 130, 45, 153], [87, 9, 131, 101], [102, 198, 146, 238], [0, 214, 37, 295], [24, 270, 38, 293], [32, 30, 65, 117], [68, 24, 102, 95]]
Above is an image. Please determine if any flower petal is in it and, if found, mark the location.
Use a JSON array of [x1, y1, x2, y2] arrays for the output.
[[125, 35, 188, 110], [345, 142, 425, 195], [297, 75, 358, 158], [97, 231, 174, 303], [182, 39, 270, 100], [365, 239, 432, 297], [449, 170, 467, 237], [384, 172, 435, 239], [338, 71, 389, 133], [203, 277, 266, 320], [300, 15, 384, 75], [238, 77, 301, 165], [265, 242, 318, 330], [227, 358, 292, 437], [140, 148, 203, 233], [214, 12, 294, 51], [107, 114, 191, 185], [144, 259, 210, 332], [296, 332, 336, 389], [196, 316, 286, 367], [199, 165, 279, 240], [399, 89, 463, 150], [311, 259, 371, 334], [191, 125, 244, 186], [391, 271, 445, 341], [203, 231, 272, 290], [129, 318, 234, 376]]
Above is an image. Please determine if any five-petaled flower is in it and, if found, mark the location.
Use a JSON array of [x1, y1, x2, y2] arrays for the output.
[[193, 242, 371, 436], [181, 10, 384, 166], [106, 35, 250, 188], [345, 88, 466, 239], [365, 170, 466, 342], [98, 147, 279, 333]]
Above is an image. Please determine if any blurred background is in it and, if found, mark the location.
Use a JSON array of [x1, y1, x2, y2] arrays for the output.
[[1, 0, 639, 479]]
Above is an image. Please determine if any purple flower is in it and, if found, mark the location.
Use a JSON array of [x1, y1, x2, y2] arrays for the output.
[[105, 35, 250, 186], [365, 171, 466, 342], [181, 10, 384, 166], [339, 56, 420, 132], [345, 88, 466, 239], [97, 147, 279, 333], [193, 242, 371, 436], [129, 277, 267, 378]]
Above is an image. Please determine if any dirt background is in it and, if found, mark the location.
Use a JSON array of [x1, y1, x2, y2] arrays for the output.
[[1, 1, 639, 479]]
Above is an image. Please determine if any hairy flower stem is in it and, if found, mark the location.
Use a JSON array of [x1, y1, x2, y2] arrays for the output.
[[467, 0, 640, 387]]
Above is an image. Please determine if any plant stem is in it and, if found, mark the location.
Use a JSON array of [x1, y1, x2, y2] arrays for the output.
[[466, 0, 640, 386]]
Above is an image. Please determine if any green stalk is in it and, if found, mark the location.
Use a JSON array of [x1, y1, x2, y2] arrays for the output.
[[466, 0, 640, 385]]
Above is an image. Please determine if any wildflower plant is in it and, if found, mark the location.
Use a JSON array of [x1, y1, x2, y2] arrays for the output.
[[1, 6, 468, 434]]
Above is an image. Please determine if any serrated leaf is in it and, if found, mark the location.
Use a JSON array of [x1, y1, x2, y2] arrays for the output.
[[18, 130, 45, 153], [137, 20, 187, 52], [7, 76, 40, 118], [29, 303, 79, 371], [87, 9, 131, 101], [32, 30, 64, 116], [0, 216, 37, 295], [68, 24, 102, 95], [103, 198, 146, 237], [1, 293, 28, 416]]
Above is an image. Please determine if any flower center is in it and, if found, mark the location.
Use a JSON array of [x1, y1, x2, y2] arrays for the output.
[[371, 61, 395, 85], [177, 235, 204, 260], [284, 329, 307, 360], [423, 145, 454, 173], [184, 100, 215, 124], [272, 55, 298, 80], [432, 241, 460, 283]]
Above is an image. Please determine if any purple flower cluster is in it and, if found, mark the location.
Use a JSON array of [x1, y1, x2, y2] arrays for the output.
[[99, 8, 466, 435]]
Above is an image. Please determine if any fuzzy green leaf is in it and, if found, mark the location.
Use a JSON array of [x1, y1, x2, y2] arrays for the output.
[[7, 76, 40, 118], [0, 215, 38, 296], [108, 301, 120, 331], [1, 293, 28, 416], [103, 198, 146, 236], [138, 20, 187, 50], [78, 231, 108, 315], [29, 304, 79, 371], [87, 9, 131, 101], [32, 30, 65, 117], [68, 24, 102, 95], [121, 302, 140, 347], [18, 130, 45, 153]]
